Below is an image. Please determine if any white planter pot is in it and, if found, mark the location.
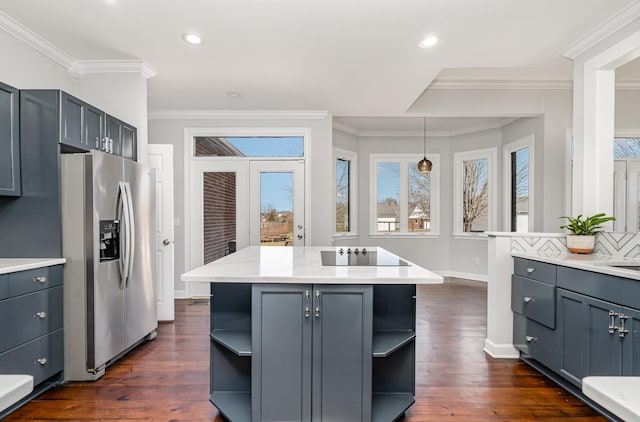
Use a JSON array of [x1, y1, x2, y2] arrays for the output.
[[566, 235, 595, 254]]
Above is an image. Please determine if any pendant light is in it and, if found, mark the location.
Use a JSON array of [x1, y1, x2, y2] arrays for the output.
[[417, 117, 433, 173]]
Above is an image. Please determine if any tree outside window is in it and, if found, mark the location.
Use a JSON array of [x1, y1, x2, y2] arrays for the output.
[[454, 148, 496, 235]]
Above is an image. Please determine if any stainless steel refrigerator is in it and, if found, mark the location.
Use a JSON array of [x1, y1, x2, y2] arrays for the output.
[[61, 150, 157, 381]]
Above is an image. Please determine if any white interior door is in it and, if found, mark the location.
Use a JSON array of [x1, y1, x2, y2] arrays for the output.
[[188, 160, 248, 297], [147, 144, 175, 321], [249, 160, 305, 246]]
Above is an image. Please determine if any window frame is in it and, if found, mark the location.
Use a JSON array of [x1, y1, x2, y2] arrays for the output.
[[333, 148, 358, 238], [453, 147, 497, 237], [502, 135, 534, 232], [369, 153, 440, 237]]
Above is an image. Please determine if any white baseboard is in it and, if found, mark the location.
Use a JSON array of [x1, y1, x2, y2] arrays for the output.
[[435, 271, 488, 282], [483, 338, 519, 359], [174, 289, 187, 299]]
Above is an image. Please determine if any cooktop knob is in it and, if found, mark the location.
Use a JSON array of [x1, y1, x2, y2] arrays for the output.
[[354, 248, 359, 255], [362, 248, 367, 255], [347, 248, 352, 254], [339, 248, 344, 254]]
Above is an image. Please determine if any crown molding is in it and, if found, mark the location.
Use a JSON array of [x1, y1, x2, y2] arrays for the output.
[[333, 118, 518, 138], [428, 79, 573, 90], [148, 110, 330, 120], [332, 121, 360, 136], [71, 60, 158, 79], [0, 10, 75, 69], [563, 1, 640, 59]]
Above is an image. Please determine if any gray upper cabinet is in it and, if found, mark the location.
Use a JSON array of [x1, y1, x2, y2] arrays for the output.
[[84, 104, 104, 151], [252, 284, 373, 422], [0, 81, 20, 196], [106, 114, 137, 161], [60, 92, 86, 151], [58, 91, 137, 160]]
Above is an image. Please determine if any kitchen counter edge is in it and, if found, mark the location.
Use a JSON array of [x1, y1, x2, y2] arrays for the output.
[[0, 258, 66, 275]]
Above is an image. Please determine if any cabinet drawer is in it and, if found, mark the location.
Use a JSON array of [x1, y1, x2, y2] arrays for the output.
[[0, 286, 63, 353], [557, 266, 621, 304], [514, 258, 556, 285], [8, 265, 62, 297], [512, 275, 556, 328], [0, 274, 7, 300], [622, 278, 640, 309], [0, 329, 63, 385], [513, 313, 558, 371]]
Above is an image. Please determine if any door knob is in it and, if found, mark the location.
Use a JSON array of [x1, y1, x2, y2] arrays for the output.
[[297, 234, 303, 240], [163, 239, 172, 246]]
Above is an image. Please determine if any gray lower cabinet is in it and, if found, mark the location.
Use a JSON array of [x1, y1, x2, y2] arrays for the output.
[[0, 264, 64, 418], [0, 81, 20, 196], [622, 306, 640, 375], [557, 288, 623, 386], [252, 284, 372, 422], [209, 283, 414, 422]]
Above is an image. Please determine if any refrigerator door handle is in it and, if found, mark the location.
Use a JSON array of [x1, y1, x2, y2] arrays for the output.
[[118, 182, 131, 289], [124, 182, 136, 288]]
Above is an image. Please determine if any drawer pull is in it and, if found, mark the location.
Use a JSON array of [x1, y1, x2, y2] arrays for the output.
[[526, 267, 535, 273], [36, 357, 47, 365], [523, 296, 535, 303], [34, 276, 47, 283], [525, 335, 537, 342], [35, 311, 47, 319], [609, 310, 619, 334]]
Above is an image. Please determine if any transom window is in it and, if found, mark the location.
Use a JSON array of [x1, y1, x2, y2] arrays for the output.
[[194, 136, 304, 157], [370, 154, 439, 235]]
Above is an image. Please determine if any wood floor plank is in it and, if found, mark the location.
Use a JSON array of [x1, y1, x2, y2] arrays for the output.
[[4, 278, 605, 421]]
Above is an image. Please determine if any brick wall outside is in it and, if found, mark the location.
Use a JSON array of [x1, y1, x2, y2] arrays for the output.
[[203, 172, 236, 264]]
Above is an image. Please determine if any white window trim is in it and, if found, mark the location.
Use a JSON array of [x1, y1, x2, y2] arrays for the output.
[[503, 135, 534, 232], [369, 153, 440, 236], [453, 147, 497, 236], [333, 147, 358, 238]]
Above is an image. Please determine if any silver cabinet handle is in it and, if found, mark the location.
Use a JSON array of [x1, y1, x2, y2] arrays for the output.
[[525, 335, 537, 342], [523, 296, 534, 303], [34, 276, 47, 283], [619, 314, 629, 337], [304, 290, 310, 318], [314, 306, 320, 317], [35, 311, 47, 319], [304, 307, 310, 318], [526, 267, 535, 273], [36, 358, 47, 365], [609, 310, 619, 333]]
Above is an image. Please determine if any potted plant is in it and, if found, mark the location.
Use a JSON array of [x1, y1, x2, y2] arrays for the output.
[[559, 213, 615, 254]]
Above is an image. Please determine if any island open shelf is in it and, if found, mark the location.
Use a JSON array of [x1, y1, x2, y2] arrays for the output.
[[183, 246, 442, 422]]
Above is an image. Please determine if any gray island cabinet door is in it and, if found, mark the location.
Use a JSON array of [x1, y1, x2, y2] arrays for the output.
[[0, 81, 20, 196], [557, 288, 622, 386], [252, 284, 312, 422], [312, 285, 373, 422], [622, 306, 640, 375]]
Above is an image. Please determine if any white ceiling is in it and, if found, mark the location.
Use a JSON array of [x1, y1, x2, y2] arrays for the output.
[[0, 0, 635, 128]]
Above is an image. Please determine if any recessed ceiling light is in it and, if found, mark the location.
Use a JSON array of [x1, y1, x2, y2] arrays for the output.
[[227, 91, 242, 98], [182, 33, 203, 45], [419, 35, 440, 48]]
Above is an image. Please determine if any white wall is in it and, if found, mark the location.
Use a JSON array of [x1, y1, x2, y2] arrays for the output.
[[0, 30, 150, 159], [148, 114, 333, 292]]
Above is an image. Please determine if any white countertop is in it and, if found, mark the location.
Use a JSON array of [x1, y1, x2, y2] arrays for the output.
[[181, 246, 443, 284], [583, 376, 640, 421], [0, 375, 33, 412], [0, 258, 66, 275], [512, 251, 640, 281]]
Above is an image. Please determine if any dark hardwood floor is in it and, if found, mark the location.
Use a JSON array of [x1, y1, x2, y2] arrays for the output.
[[4, 279, 605, 421]]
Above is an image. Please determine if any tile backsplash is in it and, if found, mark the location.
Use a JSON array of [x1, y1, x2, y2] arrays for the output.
[[511, 232, 640, 258]]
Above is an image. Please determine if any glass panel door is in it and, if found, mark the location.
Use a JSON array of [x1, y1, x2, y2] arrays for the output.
[[250, 161, 305, 246]]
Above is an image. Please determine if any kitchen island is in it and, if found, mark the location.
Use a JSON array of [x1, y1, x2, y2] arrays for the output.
[[181, 246, 442, 422]]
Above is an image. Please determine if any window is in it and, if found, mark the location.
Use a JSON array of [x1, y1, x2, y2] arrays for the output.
[[503, 135, 534, 232], [453, 148, 497, 235], [614, 137, 640, 158], [370, 154, 439, 235], [333, 148, 357, 236], [194, 136, 304, 157]]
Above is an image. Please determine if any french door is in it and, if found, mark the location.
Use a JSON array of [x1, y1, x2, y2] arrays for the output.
[[188, 159, 305, 297], [249, 160, 305, 246]]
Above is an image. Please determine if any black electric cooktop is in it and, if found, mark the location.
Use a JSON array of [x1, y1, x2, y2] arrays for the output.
[[321, 248, 409, 266]]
